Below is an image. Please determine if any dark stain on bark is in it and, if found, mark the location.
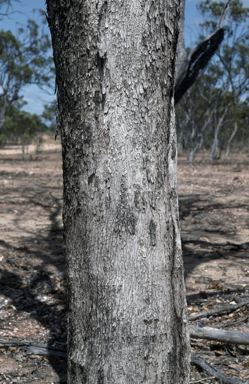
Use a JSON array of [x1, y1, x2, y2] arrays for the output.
[[115, 209, 137, 235], [150, 191, 156, 210], [98, 368, 104, 384], [101, 92, 106, 110], [83, 123, 92, 145], [149, 219, 156, 246], [171, 141, 176, 160], [97, 52, 106, 80], [134, 186, 147, 212], [134, 190, 140, 209], [69, 359, 88, 382], [115, 178, 137, 235], [88, 173, 95, 185], [157, 170, 163, 189]]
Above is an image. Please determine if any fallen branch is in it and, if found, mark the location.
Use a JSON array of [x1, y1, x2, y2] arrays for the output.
[[0, 338, 67, 358], [218, 315, 249, 328], [182, 238, 249, 250], [189, 299, 249, 321], [191, 354, 246, 384], [0, 336, 247, 383], [190, 325, 249, 345], [25, 345, 67, 358]]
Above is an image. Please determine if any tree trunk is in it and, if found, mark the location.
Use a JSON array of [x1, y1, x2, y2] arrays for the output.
[[0, 95, 11, 131], [210, 107, 227, 161], [187, 113, 212, 164], [224, 120, 237, 161], [46, 1, 190, 383]]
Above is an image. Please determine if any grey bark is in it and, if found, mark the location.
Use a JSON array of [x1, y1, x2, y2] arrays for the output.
[[46, 1, 190, 383]]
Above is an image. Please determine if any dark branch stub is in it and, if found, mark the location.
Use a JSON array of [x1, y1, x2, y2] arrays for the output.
[[174, 0, 231, 105], [174, 28, 224, 105]]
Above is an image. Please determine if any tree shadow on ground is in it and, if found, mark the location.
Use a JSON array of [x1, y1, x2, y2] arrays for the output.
[[0, 157, 67, 382], [1, 153, 249, 382], [179, 192, 249, 305]]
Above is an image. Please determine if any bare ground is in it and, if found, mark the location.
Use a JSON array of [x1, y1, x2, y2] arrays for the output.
[[0, 139, 248, 383]]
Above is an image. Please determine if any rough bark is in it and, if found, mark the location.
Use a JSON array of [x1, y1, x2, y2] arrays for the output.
[[47, 0, 190, 383]]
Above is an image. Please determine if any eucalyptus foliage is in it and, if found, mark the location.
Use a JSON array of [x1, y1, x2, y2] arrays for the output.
[[0, 12, 54, 131]]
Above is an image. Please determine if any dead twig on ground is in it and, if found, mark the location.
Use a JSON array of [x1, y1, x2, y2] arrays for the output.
[[190, 377, 216, 383], [191, 354, 246, 384], [182, 239, 249, 250], [189, 300, 249, 321], [218, 315, 249, 328], [0, 338, 67, 358]]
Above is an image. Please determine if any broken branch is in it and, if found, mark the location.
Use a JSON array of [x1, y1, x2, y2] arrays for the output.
[[190, 325, 249, 345], [189, 300, 249, 321]]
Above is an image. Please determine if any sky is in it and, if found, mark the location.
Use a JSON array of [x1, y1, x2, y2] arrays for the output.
[[1, 0, 248, 115]]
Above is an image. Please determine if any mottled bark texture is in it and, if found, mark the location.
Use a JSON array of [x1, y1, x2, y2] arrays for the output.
[[46, 0, 190, 382]]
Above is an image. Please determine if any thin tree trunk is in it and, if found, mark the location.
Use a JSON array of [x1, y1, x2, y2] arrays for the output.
[[0, 95, 11, 131], [224, 120, 238, 161], [47, 1, 190, 383], [187, 113, 212, 164], [210, 107, 227, 161]]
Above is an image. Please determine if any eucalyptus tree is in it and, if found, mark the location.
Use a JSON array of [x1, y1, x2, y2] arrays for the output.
[[46, 0, 190, 383], [176, 0, 249, 161], [42, 100, 56, 133], [176, 63, 227, 162], [198, 0, 249, 160], [0, 0, 18, 18], [0, 101, 47, 152], [0, 17, 53, 131]]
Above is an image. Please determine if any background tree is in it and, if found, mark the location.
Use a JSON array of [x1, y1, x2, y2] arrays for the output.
[[176, 0, 249, 162], [46, 0, 190, 382], [0, 14, 54, 131], [200, 0, 249, 160], [41, 100, 57, 133], [0, 101, 48, 153]]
